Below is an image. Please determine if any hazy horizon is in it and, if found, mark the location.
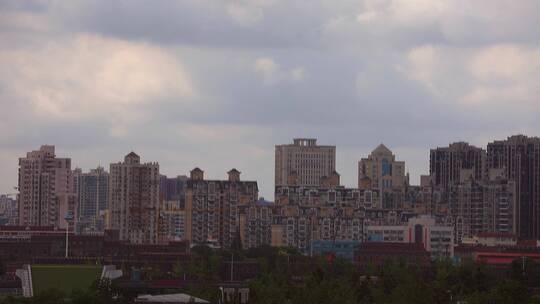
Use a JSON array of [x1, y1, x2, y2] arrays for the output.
[[1, 1, 540, 199]]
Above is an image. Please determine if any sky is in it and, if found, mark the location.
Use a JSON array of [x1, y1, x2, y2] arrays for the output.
[[1, 0, 540, 199]]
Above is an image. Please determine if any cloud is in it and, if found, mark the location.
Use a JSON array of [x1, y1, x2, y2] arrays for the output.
[[226, 0, 275, 25], [253, 57, 306, 85], [0, 34, 194, 136], [1, 0, 540, 198], [401, 44, 540, 106]]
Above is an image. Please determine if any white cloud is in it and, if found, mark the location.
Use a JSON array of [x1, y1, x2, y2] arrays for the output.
[[290, 67, 306, 81], [0, 34, 194, 136], [226, 0, 275, 25], [253, 57, 306, 85], [401, 44, 540, 106]]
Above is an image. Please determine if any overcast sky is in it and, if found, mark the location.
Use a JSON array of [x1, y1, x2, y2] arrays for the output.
[[1, 0, 540, 199]]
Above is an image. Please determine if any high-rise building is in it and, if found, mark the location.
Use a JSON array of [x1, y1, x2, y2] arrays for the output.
[[0, 194, 18, 225], [160, 175, 188, 208], [275, 138, 336, 187], [73, 167, 109, 234], [18, 145, 75, 229], [108, 152, 160, 244], [158, 200, 186, 243], [429, 142, 486, 189], [185, 168, 258, 248], [447, 172, 516, 243], [358, 144, 406, 191], [239, 201, 273, 249], [487, 135, 540, 239]]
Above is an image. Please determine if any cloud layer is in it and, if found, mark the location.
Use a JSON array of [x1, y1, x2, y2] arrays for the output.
[[1, 0, 540, 198]]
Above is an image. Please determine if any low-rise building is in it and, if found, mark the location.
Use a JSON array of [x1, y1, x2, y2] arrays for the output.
[[366, 215, 454, 259]]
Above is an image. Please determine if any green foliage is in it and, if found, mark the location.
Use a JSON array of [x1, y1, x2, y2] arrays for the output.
[[7, 247, 540, 304]]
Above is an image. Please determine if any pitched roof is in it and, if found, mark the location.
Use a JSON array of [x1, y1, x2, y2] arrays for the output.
[[372, 143, 392, 155], [126, 151, 139, 158]]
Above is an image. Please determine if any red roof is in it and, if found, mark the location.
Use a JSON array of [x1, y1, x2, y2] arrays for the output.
[[476, 232, 517, 238]]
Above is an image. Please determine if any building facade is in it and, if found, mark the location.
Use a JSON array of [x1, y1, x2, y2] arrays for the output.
[[0, 194, 18, 225], [159, 200, 186, 243], [18, 145, 75, 229], [487, 135, 540, 239], [448, 174, 516, 243], [185, 168, 258, 249], [239, 202, 273, 249], [358, 144, 406, 191], [366, 215, 454, 259], [160, 175, 188, 207], [275, 138, 336, 187], [73, 167, 109, 234], [108, 152, 160, 244], [430, 142, 486, 189]]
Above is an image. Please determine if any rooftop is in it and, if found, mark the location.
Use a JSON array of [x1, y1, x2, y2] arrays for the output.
[[135, 293, 209, 303]]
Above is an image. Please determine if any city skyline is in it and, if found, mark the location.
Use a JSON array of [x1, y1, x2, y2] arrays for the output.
[[1, 1, 540, 200], [0, 134, 537, 200], [2, 134, 537, 200]]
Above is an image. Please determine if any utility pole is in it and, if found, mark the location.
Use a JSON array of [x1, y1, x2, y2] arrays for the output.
[[230, 252, 234, 282], [64, 212, 73, 258]]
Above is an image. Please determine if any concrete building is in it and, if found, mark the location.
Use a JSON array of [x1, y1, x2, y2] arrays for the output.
[[159, 200, 186, 243], [487, 135, 540, 239], [430, 142, 486, 189], [185, 168, 258, 249], [108, 152, 160, 244], [0, 194, 18, 225], [239, 201, 273, 249], [448, 173, 516, 244], [275, 138, 336, 187], [358, 144, 406, 191], [18, 145, 75, 229], [160, 175, 188, 208], [272, 182, 367, 254], [463, 232, 518, 247], [73, 167, 109, 234], [366, 215, 454, 259]]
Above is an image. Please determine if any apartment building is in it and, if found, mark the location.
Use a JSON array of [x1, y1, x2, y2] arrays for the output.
[[185, 168, 258, 249], [73, 167, 109, 234], [160, 175, 188, 208], [18, 145, 76, 229], [108, 152, 160, 244], [238, 201, 273, 249], [447, 171, 516, 243], [487, 135, 540, 239], [158, 200, 186, 243], [430, 142, 486, 189], [0, 194, 18, 225], [275, 138, 336, 187]]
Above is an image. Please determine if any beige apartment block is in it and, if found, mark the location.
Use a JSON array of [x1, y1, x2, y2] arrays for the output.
[[18, 145, 75, 229], [108, 152, 160, 244], [185, 168, 258, 249], [275, 138, 336, 187], [358, 144, 406, 191]]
